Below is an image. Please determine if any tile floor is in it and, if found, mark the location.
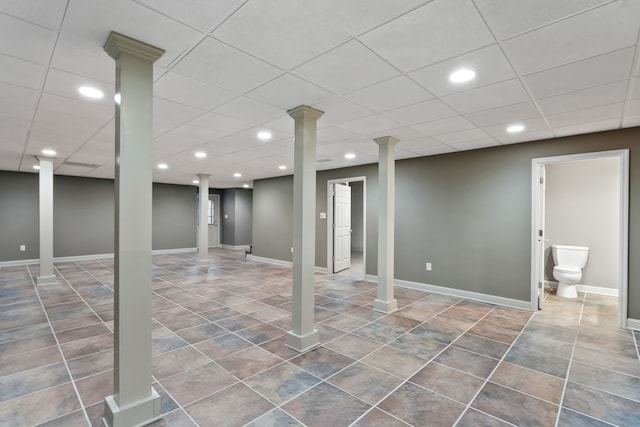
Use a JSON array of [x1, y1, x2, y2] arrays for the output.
[[1, 248, 639, 426]]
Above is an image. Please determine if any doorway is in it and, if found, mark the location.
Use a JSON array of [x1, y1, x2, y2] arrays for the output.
[[208, 194, 220, 248], [327, 177, 366, 280], [531, 150, 629, 327]]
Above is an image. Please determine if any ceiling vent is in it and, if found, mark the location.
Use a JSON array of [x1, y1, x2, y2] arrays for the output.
[[62, 161, 100, 169], [317, 158, 332, 163]]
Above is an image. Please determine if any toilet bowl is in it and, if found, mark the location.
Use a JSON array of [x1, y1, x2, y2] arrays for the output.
[[551, 245, 589, 299]]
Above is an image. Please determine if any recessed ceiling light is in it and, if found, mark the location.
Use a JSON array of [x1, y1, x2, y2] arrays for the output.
[[158, 163, 168, 169], [114, 93, 121, 105], [78, 86, 104, 99], [257, 131, 272, 141], [243, 184, 250, 188], [33, 165, 40, 170], [345, 153, 356, 160], [449, 69, 476, 83], [234, 172, 242, 178], [193, 180, 199, 184], [195, 151, 207, 158], [506, 124, 525, 133], [42, 149, 56, 156], [278, 165, 287, 170]]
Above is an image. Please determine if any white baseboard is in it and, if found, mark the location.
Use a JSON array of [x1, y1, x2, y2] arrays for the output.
[[546, 281, 619, 296], [221, 244, 251, 251], [626, 318, 640, 330], [0, 247, 197, 267], [394, 278, 532, 311], [247, 255, 327, 273]]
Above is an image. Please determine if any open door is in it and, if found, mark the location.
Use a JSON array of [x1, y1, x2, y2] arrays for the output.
[[333, 183, 351, 273], [535, 164, 546, 309]]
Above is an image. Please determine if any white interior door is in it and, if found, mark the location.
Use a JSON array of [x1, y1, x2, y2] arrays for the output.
[[333, 183, 351, 273], [536, 164, 546, 309], [208, 195, 220, 248]]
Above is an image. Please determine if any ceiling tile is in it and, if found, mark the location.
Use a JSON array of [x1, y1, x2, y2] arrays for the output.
[[524, 48, 635, 99], [546, 103, 624, 128], [43, 68, 114, 106], [173, 37, 283, 94], [623, 115, 640, 127], [383, 99, 457, 126], [474, 0, 609, 40], [154, 72, 236, 111], [482, 118, 549, 139], [630, 77, 640, 99], [0, 0, 65, 29], [314, 98, 373, 126], [292, 40, 399, 95], [442, 79, 530, 114], [496, 129, 554, 145], [133, 0, 246, 32], [317, 126, 360, 143], [447, 138, 500, 151], [0, 82, 39, 107], [627, 99, 640, 116], [554, 118, 621, 137], [401, 138, 455, 156], [214, 97, 286, 125], [465, 102, 540, 127], [412, 116, 476, 136], [502, 1, 640, 75], [434, 128, 490, 145], [361, 0, 495, 72], [0, 54, 45, 90], [246, 74, 335, 110], [336, 114, 401, 135], [346, 76, 433, 113], [38, 93, 114, 121], [410, 44, 516, 97], [537, 80, 629, 116], [0, 13, 56, 64]]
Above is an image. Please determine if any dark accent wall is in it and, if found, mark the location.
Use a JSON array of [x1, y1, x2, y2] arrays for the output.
[[235, 189, 253, 245], [0, 172, 197, 261], [252, 126, 640, 318]]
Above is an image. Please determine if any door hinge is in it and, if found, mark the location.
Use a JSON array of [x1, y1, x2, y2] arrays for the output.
[[538, 229, 543, 237], [539, 177, 544, 184]]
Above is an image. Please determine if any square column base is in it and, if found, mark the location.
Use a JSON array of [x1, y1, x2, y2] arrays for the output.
[[285, 329, 320, 353], [373, 298, 398, 314], [36, 275, 56, 285], [103, 388, 161, 427], [197, 258, 209, 266]]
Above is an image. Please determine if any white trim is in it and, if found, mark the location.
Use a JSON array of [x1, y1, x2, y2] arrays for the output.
[[531, 149, 629, 328], [221, 244, 250, 251], [394, 278, 531, 311], [249, 255, 292, 267], [546, 281, 620, 297], [626, 318, 640, 330], [327, 176, 366, 281], [0, 247, 197, 267]]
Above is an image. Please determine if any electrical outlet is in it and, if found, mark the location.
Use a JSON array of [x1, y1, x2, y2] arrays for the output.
[[20, 245, 26, 251], [426, 262, 432, 271]]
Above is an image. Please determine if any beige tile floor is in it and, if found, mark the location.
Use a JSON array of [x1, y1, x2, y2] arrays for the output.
[[1, 248, 639, 426]]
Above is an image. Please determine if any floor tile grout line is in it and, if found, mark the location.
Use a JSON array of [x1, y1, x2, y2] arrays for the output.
[[452, 305, 537, 426], [24, 264, 92, 427]]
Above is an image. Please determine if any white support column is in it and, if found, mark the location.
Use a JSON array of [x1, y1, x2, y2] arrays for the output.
[[103, 31, 164, 427], [374, 136, 399, 313], [36, 157, 56, 285], [197, 174, 210, 266], [286, 105, 323, 353]]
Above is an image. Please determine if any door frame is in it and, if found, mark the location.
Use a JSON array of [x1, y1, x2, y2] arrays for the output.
[[327, 176, 366, 280], [530, 149, 629, 327], [208, 194, 220, 248]]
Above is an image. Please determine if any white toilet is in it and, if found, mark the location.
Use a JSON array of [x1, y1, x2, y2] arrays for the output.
[[551, 245, 589, 298]]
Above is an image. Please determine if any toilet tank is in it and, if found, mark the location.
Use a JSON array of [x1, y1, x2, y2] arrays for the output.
[[551, 245, 589, 268]]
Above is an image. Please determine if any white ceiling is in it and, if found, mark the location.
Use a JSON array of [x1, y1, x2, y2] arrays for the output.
[[1, 0, 639, 188]]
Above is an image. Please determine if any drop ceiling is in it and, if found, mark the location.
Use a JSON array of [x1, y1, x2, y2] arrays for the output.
[[1, 0, 639, 188]]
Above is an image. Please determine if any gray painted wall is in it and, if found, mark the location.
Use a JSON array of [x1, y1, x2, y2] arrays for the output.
[[350, 181, 364, 252], [235, 189, 253, 245], [0, 171, 39, 260], [0, 172, 197, 261], [252, 127, 640, 319], [252, 176, 294, 261], [221, 189, 236, 245], [545, 157, 620, 289]]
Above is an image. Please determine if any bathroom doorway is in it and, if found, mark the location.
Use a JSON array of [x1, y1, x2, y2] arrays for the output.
[[531, 150, 629, 328], [327, 177, 366, 281]]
